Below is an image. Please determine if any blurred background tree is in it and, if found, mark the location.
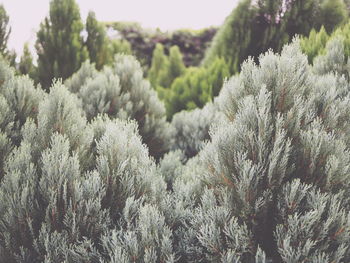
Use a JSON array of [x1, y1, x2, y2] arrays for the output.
[[203, 0, 349, 74], [35, 0, 88, 89]]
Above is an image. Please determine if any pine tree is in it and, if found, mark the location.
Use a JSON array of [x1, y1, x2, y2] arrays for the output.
[[35, 0, 88, 89], [320, 0, 348, 33], [301, 20, 350, 65], [85, 11, 109, 70], [19, 43, 36, 79], [203, 0, 348, 75], [158, 45, 186, 88], [300, 26, 329, 63], [164, 57, 229, 119], [0, 4, 10, 58], [148, 43, 169, 88], [148, 44, 186, 103]]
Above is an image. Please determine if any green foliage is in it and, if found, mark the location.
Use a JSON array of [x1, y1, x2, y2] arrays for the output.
[[148, 44, 185, 91], [85, 11, 109, 70], [148, 43, 169, 88], [301, 21, 350, 64], [108, 38, 132, 57], [320, 0, 349, 33], [203, 0, 348, 75], [0, 4, 10, 58], [203, 0, 255, 73], [300, 26, 330, 63], [164, 57, 229, 118], [19, 43, 36, 79], [35, 0, 88, 89], [158, 46, 186, 88], [85, 11, 132, 70]]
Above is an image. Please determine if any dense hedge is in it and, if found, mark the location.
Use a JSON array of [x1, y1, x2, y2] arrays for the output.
[[105, 21, 217, 70]]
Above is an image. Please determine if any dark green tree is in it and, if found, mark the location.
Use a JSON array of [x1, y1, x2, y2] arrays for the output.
[[319, 0, 348, 33], [19, 43, 36, 79], [85, 11, 109, 70], [0, 4, 10, 58], [203, 0, 348, 74], [35, 0, 88, 89]]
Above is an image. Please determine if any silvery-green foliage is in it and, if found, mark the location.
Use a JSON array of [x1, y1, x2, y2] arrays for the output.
[[0, 57, 14, 89], [3, 76, 45, 143], [158, 155, 208, 262], [0, 58, 44, 178], [94, 118, 166, 221], [275, 179, 350, 262], [313, 37, 350, 78], [189, 41, 350, 262], [22, 81, 93, 169], [64, 60, 98, 94], [0, 94, 13, 176], [158, 150, 185, 189], [0, 141, 38, 261], [186, 188, 257, 262], [0, 134, 109, 262], [32, 135, 109, 262], [171, 103, 224, 158], [79, 67, 121, 120], [111, 54, 174, 159], [68, 55, 174, 159], [0, 110, 167, 262], [101, 201, 175, 263]]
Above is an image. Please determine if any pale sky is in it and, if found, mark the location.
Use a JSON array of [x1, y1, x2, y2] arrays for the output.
[[1, 0, 238, 56]]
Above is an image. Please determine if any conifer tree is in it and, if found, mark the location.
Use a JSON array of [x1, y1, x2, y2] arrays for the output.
[[19, 43, 36, 79], [148, 44, 186, 103], [148, 43, 169, 88], [0, 4, 10, 58], [301, 20, 350, 64], [320, 0, 349, 33], [64, 60, 98, 93], [164, 57, 229, 118], [108, 38, 132, 58], [158, 45, 186, 88], [66, 55, 174, 159], [0, 58, 43, 177], [35, 0, 88, 89], [85, 11, 109, 70], [0, 72, 169, 261], [203, 0, 348, 74], [180, 41, 350, 262]]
